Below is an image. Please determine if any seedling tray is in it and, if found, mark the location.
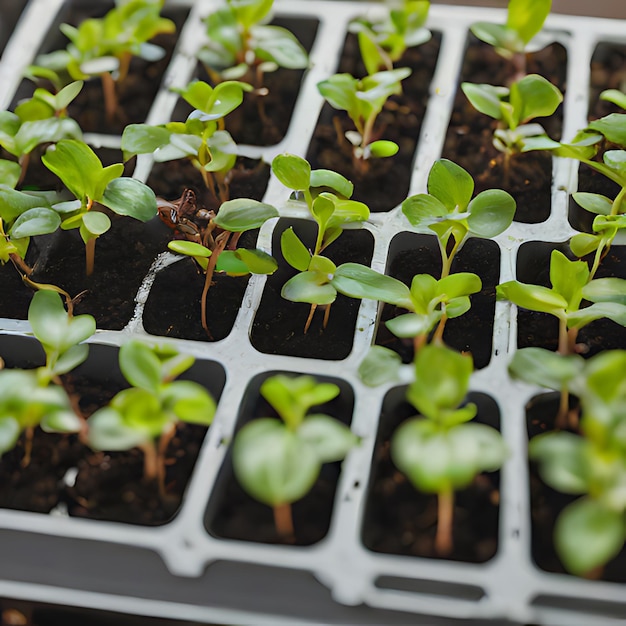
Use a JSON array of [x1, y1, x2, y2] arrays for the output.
[[0, 0, 625, 624]]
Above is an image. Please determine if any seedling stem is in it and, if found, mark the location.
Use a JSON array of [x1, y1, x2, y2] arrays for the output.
[[436, 488, 454, 555], [273, 502, 295, 541]]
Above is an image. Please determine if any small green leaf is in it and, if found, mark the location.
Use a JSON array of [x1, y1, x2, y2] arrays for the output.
[[368, 140, 399, 158], [162, 380, 215, 426], [497, 281, 567, 315], [119, 340, 162, 392], [332, 263, 412, 308], [9, 207, 61, 238], [572, 192, 613, 216], [101, 177, 157, 222], [281, 271, 336, 305], [588, 114, 626, 147], [233, 419, 320, 506], [402, 193, 448, 227], [87, 407, 149, 451], [298, 415, 358, 463], [467, 189, 516, 237], [40, 409, 82, 434], [213, 198, 278, 232], [555, 498, 624, 576], [310, 169, 353, 198], [507, 0, 551, 47], [272, 154, 311, 191], [358, 346, 403, 387], [82, 211, 111, 236], [168, 240, 212, 258], [582, 278, 626, 305], [462, 82, 504, 121], [0, 417, 21, 456], [280, 227, 311, 272], [234, 248, 278, 275], [509, 347, 584, 390], [427, 159, 474, 212], [0, 160, 21, 189]]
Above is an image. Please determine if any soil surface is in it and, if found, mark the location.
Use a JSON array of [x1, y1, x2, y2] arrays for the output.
[[527, 393, 626, 582], [250, 219, 375, 360], [362, 388, 500, 562], [306, 33, 441, 212], [207, 371, 354, 546], [375, 234, 500, 368], [442, 36, 567, 224]]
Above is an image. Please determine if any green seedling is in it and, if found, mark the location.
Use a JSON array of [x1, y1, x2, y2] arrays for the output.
[[498, 249, 626, 424], [349, 0, 431, 74], [0, 81, 83, 185], [0, 290, 95, 465], [526, 95, 626, 271], [232, 374, 358, 540], [166, 197, 278, 337], [271, 153, 370, 332], [41, 139, 157, 275], [198, 0, 309, 85], [87, 340, 215, 492], [29, 0, 175, 122], [461, 73, 563, 185], [470, 0, 552, 80], [317, 67, 411, 172], [391, 343, 506, 555], [332, 263, 482, 353], [122, 80, 252, 204], [402, 158, 515, 277], [529, 349, 626, 577]]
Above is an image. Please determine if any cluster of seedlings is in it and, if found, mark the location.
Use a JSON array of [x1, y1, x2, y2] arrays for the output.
[[0, 0, 625, 580]]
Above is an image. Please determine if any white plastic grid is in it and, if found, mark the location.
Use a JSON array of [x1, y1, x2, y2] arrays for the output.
[[0, 1, 625, 624]]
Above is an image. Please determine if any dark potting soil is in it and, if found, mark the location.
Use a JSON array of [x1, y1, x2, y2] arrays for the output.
[[362, 387, 500, 563], [207, 371, 354, 546], [306, 33, 441, 213], [250, 219, 375, 360], [527, 393, 626, 582], [186, 17, 319, 147], [516, 241, 626, 355], [10, 3, 190, 135], [375, 234, 500, 368], [442, 36, 567, 224]]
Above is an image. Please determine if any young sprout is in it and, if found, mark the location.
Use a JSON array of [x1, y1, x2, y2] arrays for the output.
[[87, 340, 216, 494], [0, 81, 83, 185], [41, 139, 157, 275], [0, 290, 95, 465], [271, 153, 370, 332], [198, 0, 309, 86], [391, 343, 506, 555], [164, 194, 278, 338], [402, 159, 515, 277], [497, 249, 626, 425], [317, 67, 411, 173], [122, 80, 252, 204], [232, 374, 358, 541], [529, 349, 626, 577], [29, 0, 176, 122], [333, 264, 482, 353], [470, 0, 553, 81], [349, 0, 431, 74], [461, 73, 563, 186]]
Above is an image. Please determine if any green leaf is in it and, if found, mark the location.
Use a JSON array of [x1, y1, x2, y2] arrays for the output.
[[28, 290, 96, 354], [402, 193, 449, 227], [234, 248, 278, 275], [0, 160, 21, 189], [310, 169, 353, 198], [386, 312, 438, 338], [100, 177, 157, 222], [168, 240, 211, 258], [121, 124, 173, 159], [582, 278, 626, 305], [213, 198, 278, 232], [507, 0, 551, 47], [358, 346, 403, 387], [573, 192, 613, 216], [497, 281, 567, 315], [427, 159, 474, 212], [272, 154, 311, 191], [467, 189, 515, 237], [461, 82, 504, 120], [161, 380, 215, 426], [368, 140, 399, 158], [119, 340, 162, 392], [600, 89, 626, 110], [52, 344, 90, 376], [317, 74, 358, 115], [408, 344, 473, 421], [87, 406, 149, 451], [588, 114, 626, 147], [569, 233, 601, 258], [233, 419, 320, 506], [42, 139, 105, 201], [550, 249, 588, 309], [509, 347, 584, 390], [9, 207, 61, 238], [252, 25, 309, 69], [555, 498, 624, 576], [280, 227, 311, 272], [332, 262, 412, 308], [0, 186, 52, 223], [281, 271, 336, 305], [298, 415, 358, 463], [81, 211, 111, 237], [0, 417, 21, 456], [568, 302, 626, 329], [511, 74, 563, 126], [40, 409, 82, 434], [470, 22, 514, 51], [529, 431, 588, 494]]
